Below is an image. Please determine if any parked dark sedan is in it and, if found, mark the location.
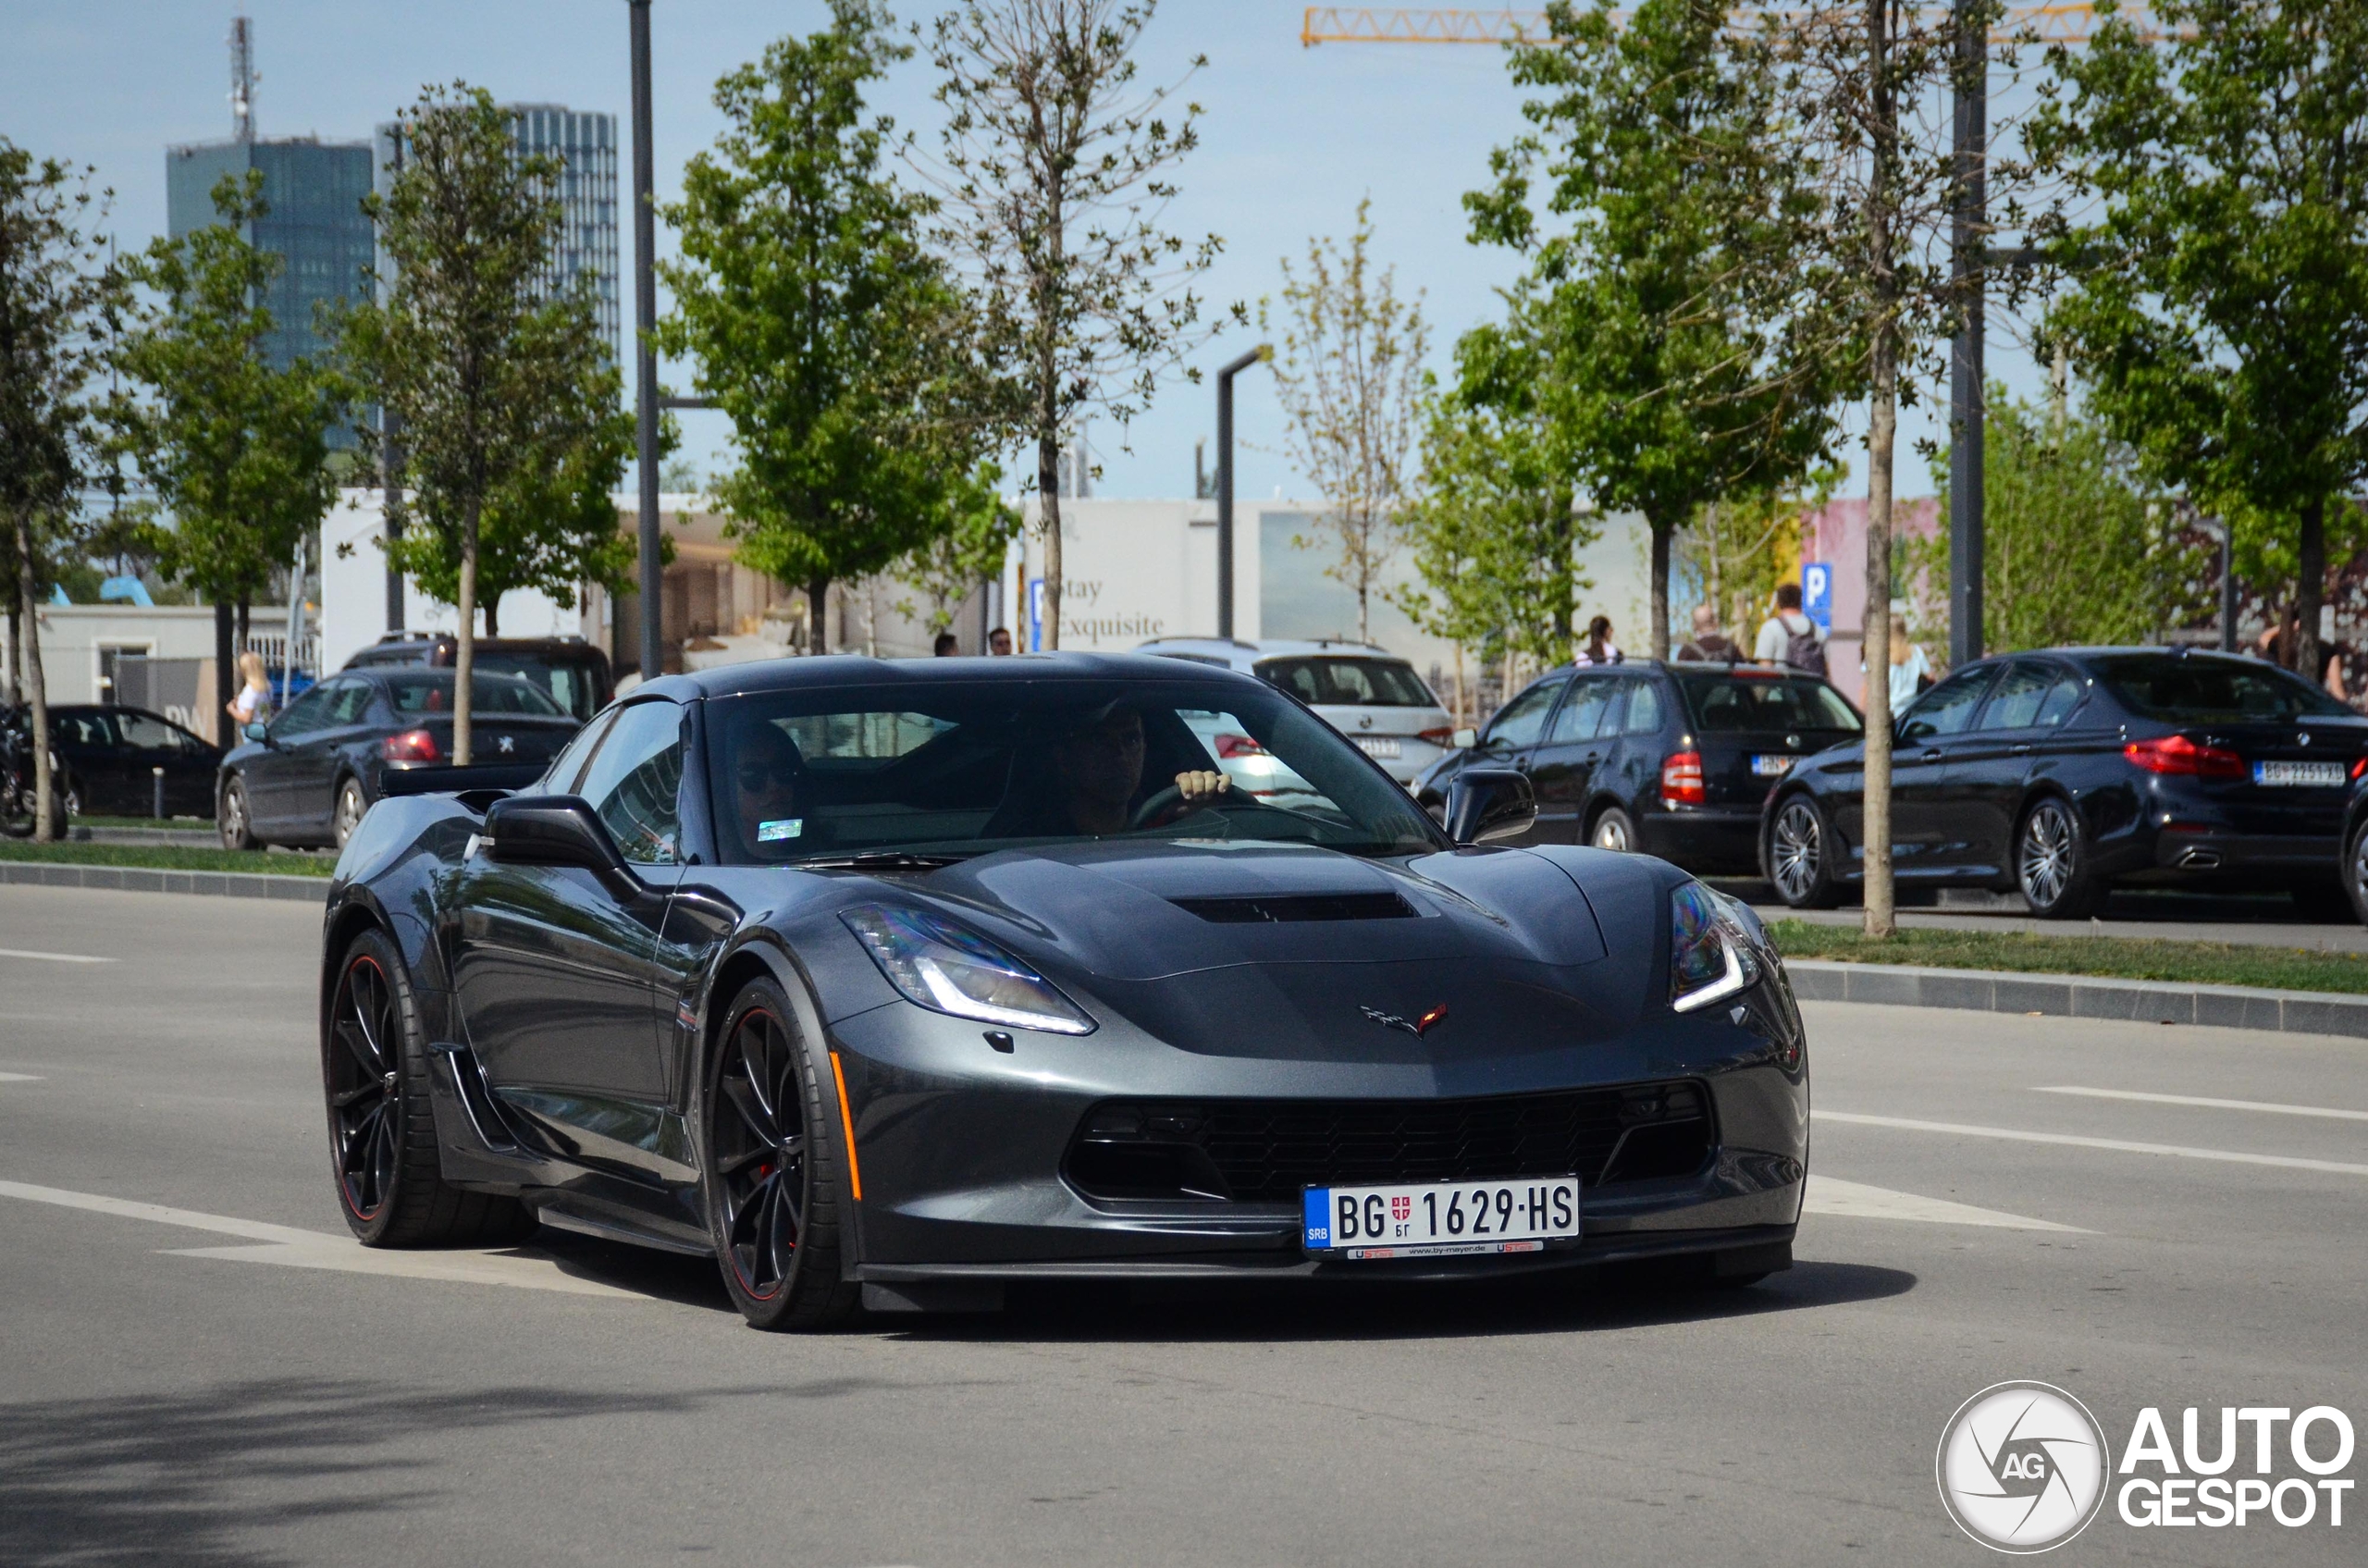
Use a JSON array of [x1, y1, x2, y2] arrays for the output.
[[6, 704, 220, 821], [1762, 647, 2368, 918], [1413, 661, 1863, 874], [219, 669, 580, 851]]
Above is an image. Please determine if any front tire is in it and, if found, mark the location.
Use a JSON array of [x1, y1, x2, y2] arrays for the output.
[[1589, 805, 1637, 853], [1766, 795, 1842, 909], [2016, 796, 2102, 919], [323, 929, 534, 1247], [219, 775, 258, 851], [701, 976, 859, 1331]]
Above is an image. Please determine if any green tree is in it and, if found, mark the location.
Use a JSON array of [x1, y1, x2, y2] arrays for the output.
[[1260, 199, 1430, 643], [110, 171, 353, 723], [925, 0, 1229, 648], [1908, 384, 2205, 651], [1, 140, 121, 840], [1469, 0, 1842, 661], [2032, 0, 2368, 679], [660, 2, 993, 654], [341, 84, 623, 764], [895, 463, 1021, 636]]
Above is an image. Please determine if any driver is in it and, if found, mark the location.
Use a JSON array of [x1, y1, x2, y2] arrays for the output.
[[995, 703, 1234, 837], [731, 722, 813, 858]]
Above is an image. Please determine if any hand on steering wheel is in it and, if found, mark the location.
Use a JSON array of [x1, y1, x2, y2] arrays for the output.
[[1129, 770, 1236, 829]]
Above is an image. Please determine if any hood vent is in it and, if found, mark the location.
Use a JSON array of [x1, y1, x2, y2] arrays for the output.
[[1169, 891, 1415, 924]]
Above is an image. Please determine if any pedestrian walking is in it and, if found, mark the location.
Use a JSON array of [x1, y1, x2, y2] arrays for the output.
[[227, 650, 272, 735], [1576, 615, 1622, 666], [932, 632, 959, 657], [988, 626, 1014, 656], [1677, 605, 1740, 662], [1754, 585, 1826, 675]]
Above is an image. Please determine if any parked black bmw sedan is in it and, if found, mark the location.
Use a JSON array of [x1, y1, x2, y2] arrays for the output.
[[1763, 647, 2368, 918], [218, 668, 580, 851], [1413, 661, 1863, 873]]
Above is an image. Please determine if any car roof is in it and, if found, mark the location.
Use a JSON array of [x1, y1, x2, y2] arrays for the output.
[[1134, 636, 1411, 668], [632, 651, 1271, 703]]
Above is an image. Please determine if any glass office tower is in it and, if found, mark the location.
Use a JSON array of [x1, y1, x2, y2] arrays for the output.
[[165, 136, 376, 375]]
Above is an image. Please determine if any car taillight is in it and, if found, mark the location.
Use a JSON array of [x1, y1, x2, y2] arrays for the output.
[[1660, 750, 1706, 806], [381, 728, 440, 763], [2354, 756, 2366, 780], [1214, 733, 1268, 759], [2123, 734, 2243, 779], [1416, 726, 1456, 747]]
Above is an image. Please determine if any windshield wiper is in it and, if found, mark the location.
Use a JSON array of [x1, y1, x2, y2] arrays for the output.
[[788, 850, 970, 871]]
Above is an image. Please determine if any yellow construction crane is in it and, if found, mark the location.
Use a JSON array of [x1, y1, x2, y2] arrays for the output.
[[1299, 5, 2159, 47]]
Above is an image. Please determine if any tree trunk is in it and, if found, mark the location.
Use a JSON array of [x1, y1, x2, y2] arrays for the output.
[[483, 591, 500, 640], [1039, 428, 1063, 651], [2294, 494, 2325, 680], [454, 502, 477, 766], [15, 513, 56, 843], [1548, 491, 1576, 662], [1859, 0, 1898, 941], [3, 604, 15, 706], [807, 576, 829, 657], [235, 599, 249, 669], [213, 599, 234, 735], [1357, 579, 1370, 644], [1648, 514, 1673, 662]]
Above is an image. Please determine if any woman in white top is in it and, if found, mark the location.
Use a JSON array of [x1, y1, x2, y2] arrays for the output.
[[1865, 599, 1930, 711], [227, 650, 272, 734]]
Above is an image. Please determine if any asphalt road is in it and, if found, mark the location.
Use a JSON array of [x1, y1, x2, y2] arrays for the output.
[[2, 883, 2362, 1567]]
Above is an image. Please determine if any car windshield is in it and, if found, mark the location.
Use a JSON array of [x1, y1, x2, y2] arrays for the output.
[[705, 677, 1445, 866], [470, 652, 606, 722], [1255, 657, 1437, 708], [1674, 672, 1861, 734], [384, 673, 566, 717], [2092, 654, 2350, 722]]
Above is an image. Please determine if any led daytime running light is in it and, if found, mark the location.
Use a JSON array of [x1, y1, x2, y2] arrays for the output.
[[842, 905, 1096, 1036]]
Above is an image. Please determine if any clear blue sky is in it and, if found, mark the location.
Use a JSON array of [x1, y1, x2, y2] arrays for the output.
[[6, 1, 2055, 501]]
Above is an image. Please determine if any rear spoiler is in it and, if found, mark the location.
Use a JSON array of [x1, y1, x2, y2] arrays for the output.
[[379, 762, 547, 800]]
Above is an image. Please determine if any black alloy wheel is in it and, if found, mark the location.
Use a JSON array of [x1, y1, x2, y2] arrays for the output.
[[332, 777, 367, 850], [322, 928, 533, 1246], [2016, 796, 2101, 919], [220, 775, 258, 850], [1589, 806, 1637, 853], [703, 977, 857, 1330], [2347, 819, 2368, 928], [1767, 796, 1841, 908]]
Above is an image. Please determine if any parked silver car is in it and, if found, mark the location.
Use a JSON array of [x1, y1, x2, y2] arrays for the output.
[[1135, 637, 1456, 784]]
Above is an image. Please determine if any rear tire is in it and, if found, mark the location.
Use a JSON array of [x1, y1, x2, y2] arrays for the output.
[[2016, 796, 2102, 919], [219, 775, 259, 851], [700, 976, 860, 1331], [323, 928, 534, 1247], [2346, 818, 2368, 929], [1765, 795, 1842, 909], [331, 776, 367, 850], [1588, 805, 1637, 853]]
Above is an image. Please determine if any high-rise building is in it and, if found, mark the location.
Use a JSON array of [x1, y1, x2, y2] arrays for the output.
[[373, 105, 622, 367]]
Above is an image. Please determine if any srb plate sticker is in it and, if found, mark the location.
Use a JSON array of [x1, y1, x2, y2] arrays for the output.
[[757, 819, 805, 842], [1303, 1177, 1580, 1259]]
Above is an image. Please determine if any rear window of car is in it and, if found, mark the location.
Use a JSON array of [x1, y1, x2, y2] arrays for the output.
[[2091, 654, 2349, 721], [1256, 657, 1437, 708], [471, 652, 609, 722], [1674, 672, 1861, 734], [383, 673, 566, 717]]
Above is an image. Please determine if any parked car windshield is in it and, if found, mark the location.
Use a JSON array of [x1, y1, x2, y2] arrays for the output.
[[1255, 657, 1437, 708], [383, 673, 567, 717], [1674, 671, 1861, 734], [705, 677, 1444, 866], [2091, 654, 2350, 722]]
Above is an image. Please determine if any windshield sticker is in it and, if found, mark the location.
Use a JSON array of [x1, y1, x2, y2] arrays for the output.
[[758, 819, 804, 843]]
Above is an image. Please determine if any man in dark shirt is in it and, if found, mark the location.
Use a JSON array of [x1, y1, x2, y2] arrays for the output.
[[1677, 605, 1741, 662]]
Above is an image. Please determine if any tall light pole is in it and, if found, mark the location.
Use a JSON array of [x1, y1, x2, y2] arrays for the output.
[[629, 0, 663, 683], [1214, 345, 1270, 640], [1946, 0, 1985, 670]]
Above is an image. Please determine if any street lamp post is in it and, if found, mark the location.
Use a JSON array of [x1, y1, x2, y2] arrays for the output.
[[1214, 345, 1270, 640], [1946, 0, 1986, 670], [629, 0, 662, 683]]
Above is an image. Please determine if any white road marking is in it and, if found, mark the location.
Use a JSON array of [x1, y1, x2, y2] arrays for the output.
[[1815, 1111, 2368, 1178], [0, 946, 115, 963], [0, 1178, 641, 1299], [2033, 1086, 2368, 1123], [0, 1072, 43, 1082], [1802, 1175, 2085, 1231]]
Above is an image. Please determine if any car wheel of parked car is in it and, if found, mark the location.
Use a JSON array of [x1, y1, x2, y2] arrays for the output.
[[701, 975, 859, 1332], [2346, 819, 2368, 928], [1767, 796, 1842, 909], [219, 776, 258, 850], [332, 777, 367, 850], [2016, 797, 2102, 919], [324, 928, 534, 1247], [1588, 806, 1637, 853]]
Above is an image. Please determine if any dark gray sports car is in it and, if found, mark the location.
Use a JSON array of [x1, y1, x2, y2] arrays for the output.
[[319, 654, 1809, 1329]]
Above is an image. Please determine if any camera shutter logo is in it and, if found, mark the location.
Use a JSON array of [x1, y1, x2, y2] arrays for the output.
[[1936, 1381, 2112, 1552]]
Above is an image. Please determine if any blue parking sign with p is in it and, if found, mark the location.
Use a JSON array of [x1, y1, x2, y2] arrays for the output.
[[1802, 562, 1832, 634]]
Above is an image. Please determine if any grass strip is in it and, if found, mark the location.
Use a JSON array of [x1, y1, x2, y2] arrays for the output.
[[1769, 919, 2368, 997], [0, 840, 334, 877]]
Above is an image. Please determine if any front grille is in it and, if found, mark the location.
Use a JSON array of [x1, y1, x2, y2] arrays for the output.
[[1066, 1082, 1713, 1204]]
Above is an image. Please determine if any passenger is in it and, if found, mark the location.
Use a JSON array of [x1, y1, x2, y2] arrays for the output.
[[731, 722, 813, 858]]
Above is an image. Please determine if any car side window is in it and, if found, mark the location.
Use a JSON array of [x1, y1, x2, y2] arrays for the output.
[[2034, 671, 2088, 728], [1625, 679, 1664, 735], [574, 701, 684, 866], [1546, 677, 1617, 745], [1974, 662, 2054, 731], [1483, 678, 1565, 750], [113, 711, 179, 749], [543, 708, 620, 796], [323, 682, 374, 726], [269, 685, 337, 739], [1899, 669, 1995, 740]]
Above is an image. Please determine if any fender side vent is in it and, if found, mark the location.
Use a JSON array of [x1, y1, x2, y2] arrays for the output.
[[1170, 892, 1415, 924]]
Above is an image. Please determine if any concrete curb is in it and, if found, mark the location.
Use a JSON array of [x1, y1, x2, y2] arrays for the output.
[[1787, 958, 2368, 1041], [0, 859, 330, 903]]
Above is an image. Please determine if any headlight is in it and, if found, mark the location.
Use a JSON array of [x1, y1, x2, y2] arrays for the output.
[[1670, 880, 1761, 1014], [842, 905, 1096, 1035]]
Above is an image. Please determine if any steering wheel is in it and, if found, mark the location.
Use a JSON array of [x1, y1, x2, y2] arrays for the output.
[[1129, 782, 1206, 831]]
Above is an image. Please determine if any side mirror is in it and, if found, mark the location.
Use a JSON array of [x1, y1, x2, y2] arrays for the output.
[[1451, 727, 1477, 750], [1443, 767, 1536, 846], [241, 721, 268, 743], [1897, 718, 1934, 744], [483, 794, 640, 896]]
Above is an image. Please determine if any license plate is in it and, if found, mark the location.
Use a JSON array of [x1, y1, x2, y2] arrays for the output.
[[2253, 760, 2346, 787], [1752, 754, 1795, 777], [1354, 736, 1403, 759], [1302, 1176, 1580, 1259]]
